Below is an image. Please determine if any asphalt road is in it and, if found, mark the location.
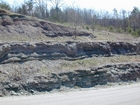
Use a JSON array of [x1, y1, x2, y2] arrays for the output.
[[0, 83, 140, 105]]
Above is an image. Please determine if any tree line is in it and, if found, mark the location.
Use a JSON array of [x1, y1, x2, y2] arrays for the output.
[[0, 0, 140, 36]]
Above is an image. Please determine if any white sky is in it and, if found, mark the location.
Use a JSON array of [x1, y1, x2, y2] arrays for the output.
[[3, 0, 140, 12]]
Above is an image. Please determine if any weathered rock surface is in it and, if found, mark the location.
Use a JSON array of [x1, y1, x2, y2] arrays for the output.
[[0, 63, 140, 96], [0, 13, 92, 39], [0, 41, 139, 64]]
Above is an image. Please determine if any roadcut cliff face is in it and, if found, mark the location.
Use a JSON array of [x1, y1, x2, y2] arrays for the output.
[[0, 10, 140, 97], [0, 41, 139, 96]]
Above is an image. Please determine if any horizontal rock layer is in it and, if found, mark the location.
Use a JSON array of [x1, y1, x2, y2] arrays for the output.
[[0, 62, 140, 96], [0, 41, 139, 63]]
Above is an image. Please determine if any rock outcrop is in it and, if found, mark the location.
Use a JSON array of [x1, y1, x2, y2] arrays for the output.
[[26, 63, 140, 91], [0, 13, 92, 39], [0, 63, 140, 96], [0, 42, 139, 64]]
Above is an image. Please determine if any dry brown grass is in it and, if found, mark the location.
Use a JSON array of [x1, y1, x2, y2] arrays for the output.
[[59, 55, 140, 71]]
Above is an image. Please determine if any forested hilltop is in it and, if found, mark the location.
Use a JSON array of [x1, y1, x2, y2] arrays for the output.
[[0, 0, 140, 37]]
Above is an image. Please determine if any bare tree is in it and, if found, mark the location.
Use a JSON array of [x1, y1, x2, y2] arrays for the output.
[[29, 0, 49, 19], [25, 0, 34, 16], [49, 0, 64, 20], [66, 7, 81, 39], [122, 10, 129, 32], [113, 8, 118, 19]]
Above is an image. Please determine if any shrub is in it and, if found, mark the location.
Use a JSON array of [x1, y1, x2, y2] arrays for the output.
[[86, 26, 89, 30], [131, 31, 137, 36], [117, 28, 123, 33], [127, 27, 133, 33], [91, 24, 95, 31], [109, 26, 114, 32], [96, 25, 102, 30], [136, 29, 140, 36]]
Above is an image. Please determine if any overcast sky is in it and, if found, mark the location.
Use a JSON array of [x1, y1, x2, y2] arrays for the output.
[[3, 0, 140, 12]]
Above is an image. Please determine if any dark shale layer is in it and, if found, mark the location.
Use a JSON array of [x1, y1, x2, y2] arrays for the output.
[[0, 41, 139, 64]]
